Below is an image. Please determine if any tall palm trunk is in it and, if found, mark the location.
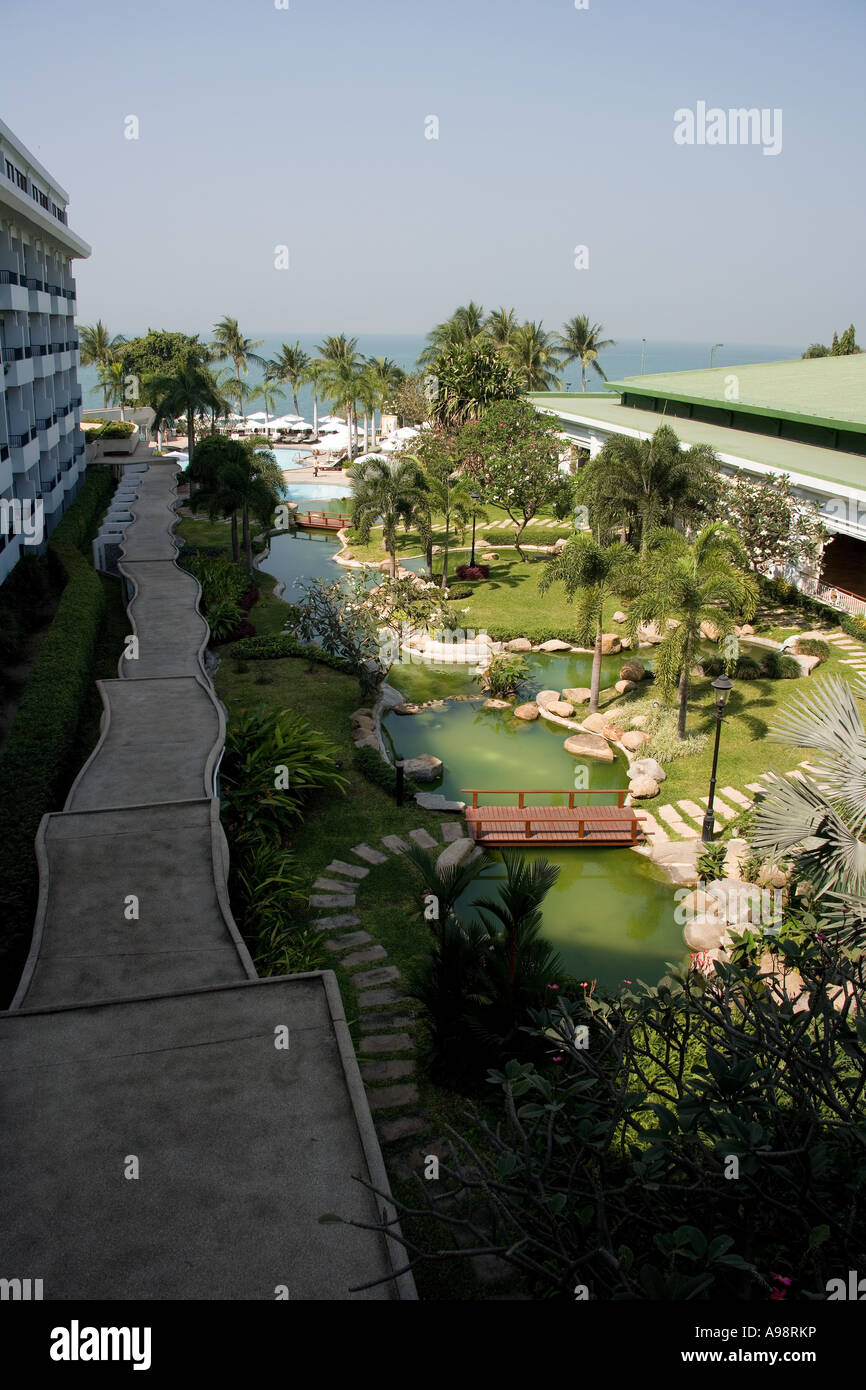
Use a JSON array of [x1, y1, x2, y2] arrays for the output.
[[589, 625, 603, 712], [242, 502, 252, 575], [186, 405, 195, 463], [312, 389, 318, 437], [371, 409, 377, 448], [362, 412, 369, 453], [230, 512, 239, 564], [293, 387, 300, 415], [676, 632, 693, 739], [236, 362, 243, 418], [441, 507, 450, 589]]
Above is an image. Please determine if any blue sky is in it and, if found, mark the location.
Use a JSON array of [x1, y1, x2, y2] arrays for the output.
[[4, 0, 865, 344]]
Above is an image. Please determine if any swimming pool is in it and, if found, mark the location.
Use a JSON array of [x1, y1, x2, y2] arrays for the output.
[[273, 446, 314, 469], [281, 482, 353, 501]]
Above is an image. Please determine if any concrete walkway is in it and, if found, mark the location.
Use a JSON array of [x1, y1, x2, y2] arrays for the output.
[[1, 458, 414, 1300]]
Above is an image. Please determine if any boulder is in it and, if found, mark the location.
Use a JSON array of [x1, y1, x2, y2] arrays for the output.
[[354, 733, 379, 751], [756, 862, 789, 889], [628, 757, 666, 783], [481, 552, 498, 561], [705, 877, 764, 927], [684, 915, 728, 952], [665, 618, 681, 631], [535, 689, 562, 710], [415, 792, 466, 811], [436, 837, 476, 873], [740, 623, 755, 636], [553, 536, 568, 551], [679, 888, 724, 922], [351, 708, 375, 721], [563, 687, 592, 704], [547, 700, 575, 717], [505, 637, 532, 652], [628, 774, 659, 799], [619, 659, 646, 682], [563, 733, 614, 762], [483, 698, 511, 710], [629, 715, 648, 729], [513, 703, 540, 721], [600, 633, 623, 654], [378, 684, 408, 711], [352, 718, 376, 737], [582, 712, 620, 738], [620, 730, 650, 751], [392, 703, 421, 715], [401, 754, 443, 782], [789, 653, 821, 675], [700, 619, 721, 641], [636, 621, 663, 645], [612, 611, 627, 623], [615, 679, 637, 695], [539, 639, 572, 652]]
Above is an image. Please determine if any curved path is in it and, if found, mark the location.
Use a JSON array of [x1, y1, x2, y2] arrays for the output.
[[1, 458, 414, 1301]]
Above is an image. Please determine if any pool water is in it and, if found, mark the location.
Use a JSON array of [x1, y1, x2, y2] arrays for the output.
[[273, 446, 314, 468]]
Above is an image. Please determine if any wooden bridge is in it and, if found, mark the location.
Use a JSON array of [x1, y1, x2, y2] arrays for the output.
[[293, 510, 351, 531], [462, 788, 646, 847]]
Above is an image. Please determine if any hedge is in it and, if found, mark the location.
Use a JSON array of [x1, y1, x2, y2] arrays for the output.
[[0, 467, 115, 976], [483, 623, 580, 644], [756, 574, 838, 626], [228, 632, 353, 672], [842, 614, 866, 643], [354, 744, 419, 796]]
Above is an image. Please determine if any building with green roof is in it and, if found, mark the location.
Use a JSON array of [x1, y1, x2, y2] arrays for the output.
[[528, 354, 866, 612]]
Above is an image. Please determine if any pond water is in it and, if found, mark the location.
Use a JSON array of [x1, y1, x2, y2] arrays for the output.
[[382, 697, 681, 986], [257, 531, 346, 598]]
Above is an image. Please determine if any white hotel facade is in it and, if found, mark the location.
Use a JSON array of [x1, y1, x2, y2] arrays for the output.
[[0, 118, 90, 583]]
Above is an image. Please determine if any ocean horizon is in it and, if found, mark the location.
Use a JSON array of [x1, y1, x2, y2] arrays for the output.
[[79, 332, 803, 418]]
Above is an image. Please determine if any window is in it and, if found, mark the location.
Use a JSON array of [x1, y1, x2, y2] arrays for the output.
[[5, 160, 13, 181], [16, 169, 27, 190], [32, 184, 40, 201]]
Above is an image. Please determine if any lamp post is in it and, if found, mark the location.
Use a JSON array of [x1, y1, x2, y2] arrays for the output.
[[640, 338, 647, 374], [470, 491, 480, 566], [710, 342, 724, 368], [702, 674, 733, 842]]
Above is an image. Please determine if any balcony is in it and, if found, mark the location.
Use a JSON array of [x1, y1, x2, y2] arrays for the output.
[[3, 356, 35, 389], [0, 271, 29, 312], [10, 433, 40, 473]]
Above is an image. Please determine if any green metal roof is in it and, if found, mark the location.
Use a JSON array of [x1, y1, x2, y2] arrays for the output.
[[526, 392, 866, 493], [606, 354, 866, 432]]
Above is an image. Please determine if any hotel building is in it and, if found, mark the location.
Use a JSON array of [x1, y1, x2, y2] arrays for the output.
[[0, 117, 90, 584]]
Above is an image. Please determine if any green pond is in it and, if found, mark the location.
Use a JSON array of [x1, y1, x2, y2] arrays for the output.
[[382, 692, 683, 988]]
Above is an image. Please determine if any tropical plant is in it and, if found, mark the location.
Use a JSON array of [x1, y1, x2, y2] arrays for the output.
[[96, 359, 132, 419], [301, 357, 327, 436], [577, 424, 723, 554], [485, 306, 518, 349], [405, 440, 476, 588], [751, 672, 866, 944], [230, 839, 305, 937], [539, 534, 638, 711], [267, 342, 310, 415], [720, 472, 827, 573], [480, 652, 529, 697], [430, 342, 522, 428], [317, 335, 363, 458], [349, 453, 427, 576], [555, 314, 615, 391], [365, 357, 405, 445], [220, 707, 348, 841], [248, 378, 284, 423], [627, 523, 759, 738], [504, 320, 561, 391], [119, 331, 210, 411], [255, 920, 328, 976], [384, 371, 431, 428], [79, 320, 126, 406], [460, 399, 562, 559], [210, 316, 266, 418]]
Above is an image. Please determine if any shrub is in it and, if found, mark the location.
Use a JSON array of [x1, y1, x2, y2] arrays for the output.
[[698, 655, 725, 678], [842, 614, 866, 642], [734, 654, 764, 680], [481, 652, 529, 697], [644, 714, 709, 764], [97, 420, 136, 439], [761, 651, 802, 680], [221, 707, 348, 839], [0, 467, 115, 976], [455, 563, 490, 581], [255, 921, 328, 975], [794, 637, 830, 659], [443, 583, 473, 600], [484, 624, 578, 645], [696, 843, 727, 881], [228, 632, 352, 672], [354, 744, 419, 796]]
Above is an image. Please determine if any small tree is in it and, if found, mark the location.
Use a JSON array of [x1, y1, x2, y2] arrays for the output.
[[721, 472, 828, 574], [460, 400, 562, 559], [539, 535, 638, 711], [430, 342, 522, 428]]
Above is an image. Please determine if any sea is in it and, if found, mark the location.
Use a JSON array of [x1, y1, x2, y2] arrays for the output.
[[77, 333, 802, 419]]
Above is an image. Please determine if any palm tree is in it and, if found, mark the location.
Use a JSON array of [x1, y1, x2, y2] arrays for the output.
[[419, 302, 487, 367], [149, 353, 226, 463], [210, 316, 266, 419], [473, 853, 562, 1040], [301, 358, 327, 437], [267, 342, 310, 415], [318, 336, 363, 460], [80, 321, 126, 406], [581, 424, 721, 556], [248, 379, 284, 425], [365, 356, 405, 446], [485, 306, 518, 349], [555, 315, 615, 391], [413, 457, 476, 589], [221, 441, 284, 574], [751, 674, 866, 945], [505, 320, 562, 391], [186, 434, 245, 561], [629, 523, 758, 738], [539, 534, 638, 711], [350, 454, 427, 576], [97, 360, 131, 420]]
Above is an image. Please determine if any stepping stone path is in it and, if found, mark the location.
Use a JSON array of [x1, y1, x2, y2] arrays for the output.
[[310, 813, 471, 1167]]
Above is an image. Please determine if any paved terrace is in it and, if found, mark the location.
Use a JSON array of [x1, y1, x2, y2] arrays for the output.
[[1, 459, 413, 1300]]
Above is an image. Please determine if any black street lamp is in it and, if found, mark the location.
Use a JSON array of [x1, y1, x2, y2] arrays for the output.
[[470, 491, 480, 566], [702, 674, 734, 842]]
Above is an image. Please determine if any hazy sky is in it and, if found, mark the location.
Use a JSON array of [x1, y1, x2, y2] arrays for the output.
[[4, 0, 864, 343]]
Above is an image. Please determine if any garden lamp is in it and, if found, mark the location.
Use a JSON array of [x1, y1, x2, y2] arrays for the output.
[[701, 674, 733, 843], [470, 491, 480, 566]]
